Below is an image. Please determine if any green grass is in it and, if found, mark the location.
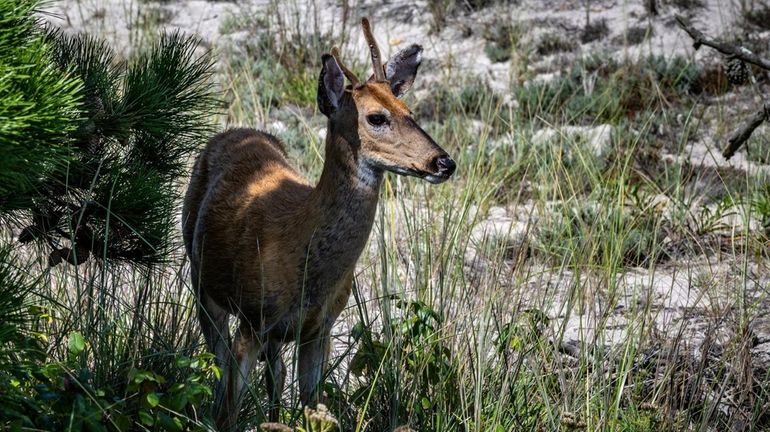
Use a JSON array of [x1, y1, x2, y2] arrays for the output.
[[6, 5, 770, 432]]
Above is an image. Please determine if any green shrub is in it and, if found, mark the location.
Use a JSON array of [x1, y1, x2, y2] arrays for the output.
[[517, 55, 700, 124], [483, 19, 522, 63], [581, 18, 610, 43], [745, 126, 770, 164], [752, 183, 770, 235], [536, 33, 577, 56], [0, 244, 215, 432]]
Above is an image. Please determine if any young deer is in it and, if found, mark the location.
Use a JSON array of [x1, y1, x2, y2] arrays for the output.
[[182, 18, 455, 430]]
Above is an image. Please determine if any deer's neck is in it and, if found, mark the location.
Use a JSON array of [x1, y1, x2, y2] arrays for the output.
[[302, 129, 382, 302]]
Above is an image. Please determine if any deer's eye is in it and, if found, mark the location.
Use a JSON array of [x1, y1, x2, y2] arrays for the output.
[[366, 114, 389, 127]]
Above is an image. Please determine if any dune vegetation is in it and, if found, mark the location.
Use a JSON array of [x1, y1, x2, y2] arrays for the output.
[[2, 0, 770, 431]]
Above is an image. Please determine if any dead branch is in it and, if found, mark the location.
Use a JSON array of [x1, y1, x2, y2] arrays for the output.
[[675, 16, 770, 71], [723, 103, 770, 160], [676, 16, 770, 160]]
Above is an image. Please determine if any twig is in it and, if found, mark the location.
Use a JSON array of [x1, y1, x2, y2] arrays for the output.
[[676, 16, 770, 160], [675, 15, 770, 71], [723, 103, 770, 160]]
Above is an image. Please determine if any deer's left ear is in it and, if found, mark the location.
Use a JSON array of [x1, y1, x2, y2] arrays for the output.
[[385, 44, 422, 98], [318, 54, 345, 117]]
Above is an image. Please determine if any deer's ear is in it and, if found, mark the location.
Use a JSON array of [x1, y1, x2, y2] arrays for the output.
[[385, 44, 422, 97], [318, 54, 345, 117]]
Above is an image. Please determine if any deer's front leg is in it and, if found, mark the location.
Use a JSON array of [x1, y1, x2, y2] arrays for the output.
[[298, 329, 330, 407]]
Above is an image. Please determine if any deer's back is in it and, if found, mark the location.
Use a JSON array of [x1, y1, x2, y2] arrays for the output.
[[183, 128, 318, 323]]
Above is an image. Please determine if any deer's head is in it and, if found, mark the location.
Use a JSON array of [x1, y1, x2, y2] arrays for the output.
[[317, 18, 455, 184]]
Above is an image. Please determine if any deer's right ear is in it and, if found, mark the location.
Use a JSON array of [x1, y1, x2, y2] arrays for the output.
[[385, 44, 422, 97], [318, 54, 345, 117]]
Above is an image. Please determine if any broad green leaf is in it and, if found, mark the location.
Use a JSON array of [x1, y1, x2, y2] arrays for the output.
[[146, 391, 160, 408], [68, 331, 85, 356]]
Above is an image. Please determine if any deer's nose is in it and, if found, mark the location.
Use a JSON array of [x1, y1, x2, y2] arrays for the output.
[[435, 155, 456, 177]]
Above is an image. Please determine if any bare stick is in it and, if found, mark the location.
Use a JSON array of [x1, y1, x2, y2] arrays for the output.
[[723, 103, 770, 160], [675, 15, 770, 71]]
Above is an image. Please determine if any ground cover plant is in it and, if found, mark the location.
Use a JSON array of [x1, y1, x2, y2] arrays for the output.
[[3, 0, 770, 431]]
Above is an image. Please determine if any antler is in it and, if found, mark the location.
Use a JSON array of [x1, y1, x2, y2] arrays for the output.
[[331, 46, 360, 86], [361, 17, 386, 81]]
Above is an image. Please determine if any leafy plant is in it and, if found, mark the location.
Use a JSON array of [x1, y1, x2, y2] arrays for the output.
[[2, 339, 218, 431], [347, 296, 460, 431]]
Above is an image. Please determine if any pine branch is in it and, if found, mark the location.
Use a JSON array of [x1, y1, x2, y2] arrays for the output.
[[4, 14, 217, 265], [675, 15, 770, 160], [0, 1, 81, 210], [118, 31, 217, 177]]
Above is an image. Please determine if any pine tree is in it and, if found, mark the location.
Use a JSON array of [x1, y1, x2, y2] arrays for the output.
[[1, 0, 217, 266]]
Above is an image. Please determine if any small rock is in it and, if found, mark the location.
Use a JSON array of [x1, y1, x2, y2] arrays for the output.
[[468, 119, 489, 136], [502, 93, 518, 109], [488, 206, 507, 219], [467, 211, 531, 265], [647, 193, 673, 214], [527, 71, 562, 85]]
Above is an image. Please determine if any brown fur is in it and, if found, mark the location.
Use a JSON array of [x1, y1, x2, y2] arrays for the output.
[[183, 33, 454, 431]]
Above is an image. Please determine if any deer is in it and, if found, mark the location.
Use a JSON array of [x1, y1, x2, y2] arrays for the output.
[[182, 17, 455, 430]]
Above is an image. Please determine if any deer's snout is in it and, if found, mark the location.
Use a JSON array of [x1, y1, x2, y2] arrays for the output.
[[435, 155, 456, 177], [424, 153, 456, 184]]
